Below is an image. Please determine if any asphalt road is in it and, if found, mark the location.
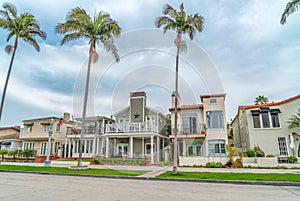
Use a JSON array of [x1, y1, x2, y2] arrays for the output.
[[0, 172, 299, 201]]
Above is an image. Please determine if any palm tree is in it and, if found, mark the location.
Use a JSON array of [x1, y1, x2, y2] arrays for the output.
[[155, 3, 204, 173], [281, 0, 300, 25], [55, 7, 121, 167], [254, 95, 269, 105], [0, 2, 46, 121], [287, 112, 300, 129]]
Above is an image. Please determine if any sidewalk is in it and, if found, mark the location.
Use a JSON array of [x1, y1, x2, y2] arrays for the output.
[[2, 161, 300, 176]]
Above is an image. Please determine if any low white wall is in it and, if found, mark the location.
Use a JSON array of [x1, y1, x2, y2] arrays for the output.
[[242, 157, 278, 167], [179, 156, 228, 166]]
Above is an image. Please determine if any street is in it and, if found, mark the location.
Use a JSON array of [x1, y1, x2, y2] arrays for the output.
[[0, 172, 299, 201]]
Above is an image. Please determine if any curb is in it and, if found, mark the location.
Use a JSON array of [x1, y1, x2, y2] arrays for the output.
[[1, 170, 299, 187]]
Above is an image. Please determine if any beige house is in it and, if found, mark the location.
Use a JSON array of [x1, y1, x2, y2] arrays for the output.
[[169, 93, 228, 166], [105, 92, 169, 164], [0, 127, 22, 151], [64, 116, 111, 158], [21, 113, 75, 157], [231, 94, 300, 159]]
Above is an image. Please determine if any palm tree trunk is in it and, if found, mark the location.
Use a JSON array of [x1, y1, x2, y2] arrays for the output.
[[78, 51, 92, 167], [0, 38, 18, 121], [173, 42, 180, 174]]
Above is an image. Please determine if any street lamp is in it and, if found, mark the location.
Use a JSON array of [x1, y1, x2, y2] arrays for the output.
[[44, 118, 54, 166]]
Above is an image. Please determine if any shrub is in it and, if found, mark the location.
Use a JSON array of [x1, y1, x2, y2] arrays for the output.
[[21, 149, 33, 161], [254, 146, 265, 157], [266, 154, 275, 158], [287, 156, 298, 163], [8, 150, 20, 162], [160, 161, 171, 167], [246, 149, 256, 157], [0, 149, 8, 161], [205, 162, 223, 168], [226, 144, 237, 164]]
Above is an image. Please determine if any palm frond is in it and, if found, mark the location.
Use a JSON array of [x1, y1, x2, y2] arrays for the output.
[[2, 2, 17, 18], [281, 0, 300, 24], [23, 36, 40, 52], [60, 33, 86, 45], [102, 39, 120, 62], [162, 3, 178, 18], [287, 112, 300, 129]]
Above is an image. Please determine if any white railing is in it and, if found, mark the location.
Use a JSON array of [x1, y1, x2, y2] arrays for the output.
[[106, 122, 158, 133], [172, 123, 206, 135]]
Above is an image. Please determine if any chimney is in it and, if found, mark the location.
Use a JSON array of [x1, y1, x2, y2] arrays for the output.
[[130, 91, 146, 123], [171, 91, 181, 108], [63, 112, 70, 122]]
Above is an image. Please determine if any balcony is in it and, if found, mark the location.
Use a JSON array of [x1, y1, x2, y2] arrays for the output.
[[106, 122, 158, 133], [172, 123, 206, 136], [67, 126, 104, 135]]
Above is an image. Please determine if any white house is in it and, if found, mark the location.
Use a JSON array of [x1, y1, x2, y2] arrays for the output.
[[231, 94, 300, 160]]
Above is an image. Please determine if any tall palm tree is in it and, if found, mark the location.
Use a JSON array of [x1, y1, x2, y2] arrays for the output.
[[281, 0, 300, 25], [155, 3, 204, 174], [254, 95, 269, 105], [55, 7, 121, 167], [287, 112, 300, 129], [0, 2, 46, 121]]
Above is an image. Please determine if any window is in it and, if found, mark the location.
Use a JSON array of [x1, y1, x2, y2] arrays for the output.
[[278, 137, 288, 156], [54, 142, 60, 155], [251, 108, 281, 129], [40, 142, 47, 156], [186, 141, 203, 156], [145, 143, 156, 155], [182, 113, 197, 134], [252, 115, 261, 128], [261, 112, 270, 128], [271, 113, 280, 127], [43, 124, 52, 132], [206, 111, 224, 129], [210, 99, 217, 104], [23, 142, 35, 150], [56, 124, 61, 132], [208, 140, 226, 156], [26, 125, 32, 132]]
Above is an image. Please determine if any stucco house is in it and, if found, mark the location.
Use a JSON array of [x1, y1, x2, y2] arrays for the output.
[[64, 116, 112, 158], [0, 127, 22, 151], [21, 113, 75, 157], [169, 93, 228, 166], [105, 91, 169, 164], [231, 94, 300, 159]]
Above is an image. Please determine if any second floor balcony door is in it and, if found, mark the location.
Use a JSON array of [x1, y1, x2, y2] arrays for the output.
[[118, 143, 128, 156], [182, 113, 197, 134]]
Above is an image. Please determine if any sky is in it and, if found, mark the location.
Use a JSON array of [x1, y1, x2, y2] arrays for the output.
[[0, 0, 299, 126]]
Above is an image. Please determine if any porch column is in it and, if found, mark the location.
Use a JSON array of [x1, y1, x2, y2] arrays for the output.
[[113, 138, 117, 156], [84, 140, 87, 155], [64, 138, 67, 157], [92, 135, 96, 156], [105, 137, 109, 158], [151, 135, 154, 164], [162, 138, 165, 161], [130, 136, 133, 158], [101, 138, 104, 156], [156, 136, 160, 162], [70, 139, 73, 157], [142, 137, 145, 158], [96, 137, 100, 156]]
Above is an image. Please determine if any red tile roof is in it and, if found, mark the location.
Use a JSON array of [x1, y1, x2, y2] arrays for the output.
[[130, 91, 146, 98], [200, 93, 226, 102], [238, 94, 300, 110], [169, 104, 203, 111]]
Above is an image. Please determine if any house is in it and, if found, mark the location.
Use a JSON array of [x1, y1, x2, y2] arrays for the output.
[[64, 115, 112, 158], [231, 94, 300, 159], [169, 93, 228, 166], [0, 126, 22, 151], [105, 91, 169, 164], [21, 113, 75, 157]]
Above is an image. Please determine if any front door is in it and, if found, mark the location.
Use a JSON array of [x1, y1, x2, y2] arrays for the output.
[[117, 144, 128, 156]]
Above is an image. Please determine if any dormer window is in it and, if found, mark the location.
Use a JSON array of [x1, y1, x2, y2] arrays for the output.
[[251, 108, 281, 129]]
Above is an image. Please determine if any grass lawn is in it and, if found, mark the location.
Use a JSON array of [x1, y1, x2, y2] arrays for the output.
[[157, 171, 300, 182], [0, 165, 148, 177]]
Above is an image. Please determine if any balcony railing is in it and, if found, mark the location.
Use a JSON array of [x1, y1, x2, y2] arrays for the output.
[[67, 126, 104, 135], [106, 122, 158, 133], [172, 123, 206, 135]]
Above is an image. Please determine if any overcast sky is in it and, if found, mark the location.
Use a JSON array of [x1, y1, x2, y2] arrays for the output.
[[0, 0, 299, 126]]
